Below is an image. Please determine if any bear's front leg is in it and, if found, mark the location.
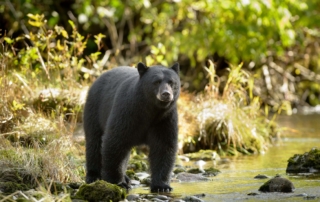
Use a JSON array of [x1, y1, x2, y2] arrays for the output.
[[148, 119, 178, 192], [101, 134, 132, 190]]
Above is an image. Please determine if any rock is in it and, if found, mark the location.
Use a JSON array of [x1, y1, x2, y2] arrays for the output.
[[286, 147, 320, 174], [154, 195, 169, 200], [183, 195, 204, 202], [187, 168, 204, 174], [127, 194, 140, 201], [258, 176, 295, 193], [130, 180, 140, 185], [0, 168, 38, 193], [203, 167, 220, 176], [150, 198, 166, 202], [73, 180, 126, 201], [174, 167, 186, 174], [128, 159, 149, 172], [141, 177, 151, 186], [177, 155, 190, 162], [184, 150, 220, 161], [135, 172, 150, 180], [254, 174, 268, 179], [175, 172, 209, 182], [172, 199, 186, 202], [247, 192, 259, 196], [304, 196, 317, 200]]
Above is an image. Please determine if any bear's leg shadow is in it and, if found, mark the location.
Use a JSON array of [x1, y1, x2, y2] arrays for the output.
[[84, 121, 103, 184]]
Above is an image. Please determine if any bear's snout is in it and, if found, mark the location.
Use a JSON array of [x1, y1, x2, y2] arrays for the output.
[[160, 90, 173, 102], [157, 84, 174, 102]]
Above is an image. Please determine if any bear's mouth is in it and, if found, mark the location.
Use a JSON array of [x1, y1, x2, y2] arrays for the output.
[[158, 97, 173, 103]]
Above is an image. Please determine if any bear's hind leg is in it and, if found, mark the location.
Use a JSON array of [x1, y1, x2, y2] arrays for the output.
[[101, 135, 131, 189], [84, 121, 103, 183]]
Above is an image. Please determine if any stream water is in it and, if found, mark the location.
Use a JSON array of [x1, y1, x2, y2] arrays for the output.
[[131, 114, 320, 201]]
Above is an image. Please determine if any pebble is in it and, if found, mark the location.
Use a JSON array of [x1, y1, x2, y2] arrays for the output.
[[183, 196, 204, 202], [127, 194, 140, 201], [304, 195, 317, 200], [295, 193, 308, 197], [130, 180, 140, 185], [154, 195, 168, 200], [175, 172, 209, 182], [135, 172, 150, 180], [150, 198, 166, 202], [247, 192, 259, 196], [254, 174, 268, 179], [172, 200, 185, 202]]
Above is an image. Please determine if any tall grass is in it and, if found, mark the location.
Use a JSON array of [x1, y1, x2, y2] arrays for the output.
[[179, 61, 276, 155], [0, 14, 91, 197]]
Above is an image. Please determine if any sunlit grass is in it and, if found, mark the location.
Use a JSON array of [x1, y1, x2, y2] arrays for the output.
[[179, 61, 276, 155]]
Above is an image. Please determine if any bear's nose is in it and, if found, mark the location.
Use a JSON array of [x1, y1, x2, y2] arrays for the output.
[[161, 91, 172, 102]]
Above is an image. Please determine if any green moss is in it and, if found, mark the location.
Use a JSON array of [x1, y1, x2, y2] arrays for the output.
[[0, 182, 31, 193], [0, 149, 19, 160], [173, 167, 186, 174], [184, 150, 219, 161], [126, 170, 139, 180], [73, 180, 126, 201], [0, 168, 38, 193], [187, 168, 203, 174], [287, 148, 320, 173], [127, 160, 148, 172], [141, 177, 151, 186], [204, 167, 220, 176]]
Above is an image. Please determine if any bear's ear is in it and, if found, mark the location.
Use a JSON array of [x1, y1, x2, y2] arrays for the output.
[[137, 62, 148, 77], [170, 63, 180, 75]]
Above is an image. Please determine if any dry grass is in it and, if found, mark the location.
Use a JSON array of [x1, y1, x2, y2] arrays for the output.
[[178, 61, 275, 155]]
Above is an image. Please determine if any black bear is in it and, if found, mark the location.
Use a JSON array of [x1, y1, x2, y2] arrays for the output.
[[83, 62, 180, 192]]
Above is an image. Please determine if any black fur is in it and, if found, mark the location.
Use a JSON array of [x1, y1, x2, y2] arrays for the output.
[[84, 62, 180, 192]]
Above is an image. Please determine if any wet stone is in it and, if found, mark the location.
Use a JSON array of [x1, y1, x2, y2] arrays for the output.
[[247, 192, 259, 196], [127, 194, 140, 201], [175, 172, 209, 182], [258, 176, 295, 193], [304, 195, 317, 200], [183, 196, 204, 202], [286, 147, 320, 174], [254, 174, 269, 179], [154, 195, 169, 200], [130, 180, 140, 185]]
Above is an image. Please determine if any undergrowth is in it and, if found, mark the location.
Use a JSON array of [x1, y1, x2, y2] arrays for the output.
[[179, 61, 279, 155], [0, 14, 279, 200]]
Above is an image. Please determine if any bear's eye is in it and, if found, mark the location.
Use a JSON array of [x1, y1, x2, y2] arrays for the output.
[[154, 80, 161, 85], [168, 80, 174, 86]]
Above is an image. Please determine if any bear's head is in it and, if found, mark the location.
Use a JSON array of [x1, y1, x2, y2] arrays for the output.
[[137, 62, 180, 109]]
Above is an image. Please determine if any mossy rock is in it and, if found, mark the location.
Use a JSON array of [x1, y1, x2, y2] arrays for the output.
[[203, 167, 220, 176], [173, 167, 186, 174], [127, 159, 148, 172], [126, 170, 139, 180], [286, 147, 320, 174], [187, 168, 203, 174], [73, 180, 126, 201], [184, 150, 219, 161], [141, 177, 151, 186], [0, 168, 38, 193], [0, 181, 31, 193]]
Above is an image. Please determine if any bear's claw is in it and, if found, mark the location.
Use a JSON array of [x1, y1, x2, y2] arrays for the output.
[[150, 185, 173, 193]]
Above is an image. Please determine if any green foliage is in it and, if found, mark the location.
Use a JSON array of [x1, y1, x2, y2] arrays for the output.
[[1, 0, 320, 107], [74, 180, 126, 202]]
